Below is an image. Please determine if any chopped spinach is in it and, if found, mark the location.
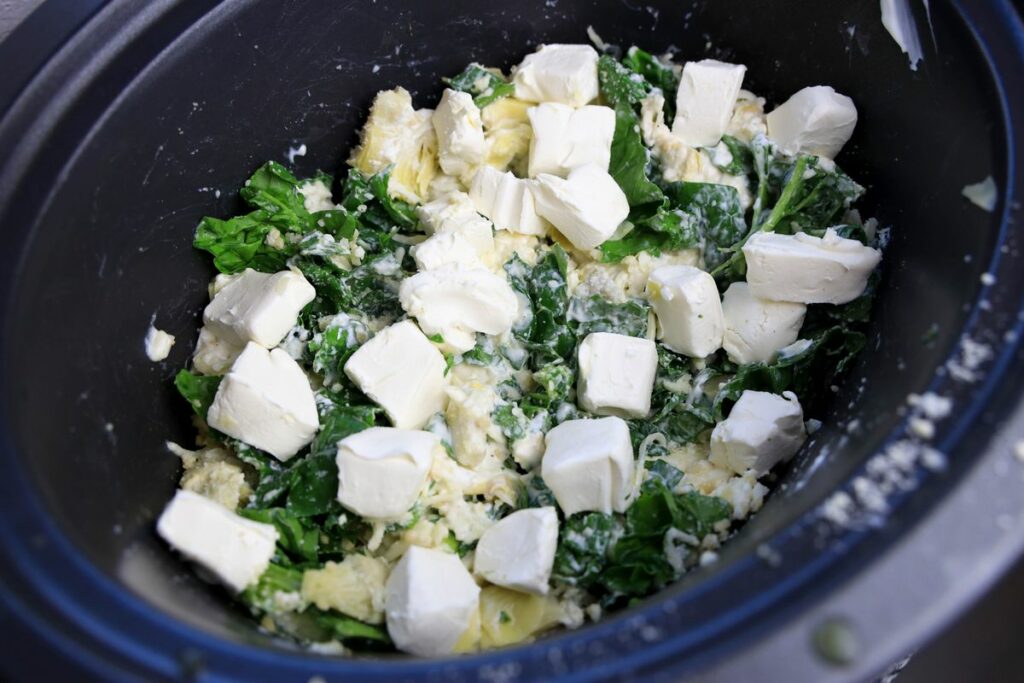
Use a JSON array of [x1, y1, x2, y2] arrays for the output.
[[445, 63, 515, 108], [174, 370, 222, 418]]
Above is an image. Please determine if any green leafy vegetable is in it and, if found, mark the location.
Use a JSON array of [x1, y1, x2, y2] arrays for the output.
[[240, 562, 303, 613], [621, 47, 679, 120], [239, 508, 319, 563], [552, 481, 731, 601], [607, 103, 664, 218], [446, 63, 515, 108], [308, 317, 369, 386], [568, 296, 650, 338], [597, 55, 650, 108], [504, 248, 575, 366], [174, 370, 222, 418]]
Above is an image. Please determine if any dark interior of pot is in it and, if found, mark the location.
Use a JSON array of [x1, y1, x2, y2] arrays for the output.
[[0, 0, 1005, 662]]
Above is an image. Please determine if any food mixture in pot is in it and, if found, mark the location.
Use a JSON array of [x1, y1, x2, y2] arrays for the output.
[[156, 40, 882, 656]]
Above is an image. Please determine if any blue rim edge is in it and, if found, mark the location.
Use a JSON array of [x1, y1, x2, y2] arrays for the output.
[[0, 0, 1021, 680]]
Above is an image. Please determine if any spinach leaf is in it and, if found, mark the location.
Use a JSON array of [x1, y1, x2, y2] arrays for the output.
[[504, 248, 575, 366], [307, 316, 370, 386], [239, 161, 311, 226], [597, 55, 650, 108], [445, 63, 515, 108], [706, 135, 754, 177], [339, 167, 417, 233], [599, 206, 701, 261], [552, 481, 731, 600], [552, 512, 623, 587], [621, 47, 679, 120], [568, 296, 650, 338], [712, 151, 865, 285], [174, 370, 222, 418], [519, 474, 559, 509], [607, 103, 665, 218], [295, 257, 403, 321], [194, 211, 291, 274], [239, 508, 319, 563], [239, 562, 302, 613], [714, 324, 867, 418], [664, 182, 748, 271], [311, 404, 379, 458], [284, 454, 339, 518], [194, 162, 348, 274], [314, 609, 392, 645], [644, 459, 684, 489], [524, 363, 574, 413]]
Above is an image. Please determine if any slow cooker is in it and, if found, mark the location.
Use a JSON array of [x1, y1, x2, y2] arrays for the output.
[[1, 0, 1022, 680]]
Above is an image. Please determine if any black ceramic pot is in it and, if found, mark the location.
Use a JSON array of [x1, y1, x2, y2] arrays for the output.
[[1, 1, 1022, 681]]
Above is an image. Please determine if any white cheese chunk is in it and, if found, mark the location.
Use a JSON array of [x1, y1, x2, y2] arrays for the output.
[[647, 265, 725, 358], [415, 191, 495, 267], [192, 326, 243, 375], [721, 282, 807, 365], [343, 320, 448, 429], [474, 507, 558, 595], [202, 268, 316, 349], [512, 44, 599, 107], [672, 59, 747, 147], [577, 332, 658, 417], [298, 179, 335, 212], [710, 390, 806, 475], [335, 427, 438, 520], [144, 325, 175, 361], [527, 103, 615, 177], [207, 342, 319, 461], [412, 231, 486, 271], [742, 229, 881, 305], [398, 266, 518, 353], [532, 163, 629, 250], [157, 489, 278, 592], [417, 191, 478, 234], [766, 86, 858, 159], [432, 89, 486, 178], [384, 545, 481, 656], [469, 166, 548, 235], [541, 417, 635, 516]]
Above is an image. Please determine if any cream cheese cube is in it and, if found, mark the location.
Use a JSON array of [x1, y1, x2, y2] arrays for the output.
[[157, 489, 278, 592], [541, 417, 635, 516], [432, 89, 486, 178], [766, 86, 858, 159], [474, 507, 558, 595], [721, 282, 807, 365], [742, 229, 882, 305], [335, 427, 438, 520], [672, 60, 747, 147], [532, 163, 629, 250], [192, 326, 243, 376], [512, 44, 599, 107], [412, 231, 486, 271], [398, 266, 518, 352], [710, 390, 806, 476], [417, 191, 479, 234], [527, 103, 615, 177], [202, 268, 316, 348], [647, 265, 725, 358], [207, 342, 319, 461], [415, 191, 495, 265], [343, 320, 447, 429], [469, 166, 548, 235], [578, 332, 658, 418], [384, 546, 481, 657]]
